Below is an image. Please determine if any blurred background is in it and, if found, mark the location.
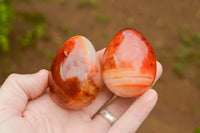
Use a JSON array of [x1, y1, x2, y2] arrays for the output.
[[0, 0, 200, 132]]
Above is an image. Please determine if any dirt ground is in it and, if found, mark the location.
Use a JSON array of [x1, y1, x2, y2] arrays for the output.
[[0, 0, 200, 132]]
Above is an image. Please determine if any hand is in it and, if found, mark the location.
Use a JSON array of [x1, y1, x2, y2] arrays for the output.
[[0, 49, 162, 133]]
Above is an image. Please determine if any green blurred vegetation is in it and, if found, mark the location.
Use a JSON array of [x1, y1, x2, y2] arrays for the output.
[[43, 0, 52, 2], [77, 0, 99, 9], [17, 12, 47, 48], [0, 0, 14, 52], [173, 25, 200, 78], [0, 1, 49, 52], [93, 13, 109, 24], [195, 127, 200, 133], [58, 25, 69, 35]]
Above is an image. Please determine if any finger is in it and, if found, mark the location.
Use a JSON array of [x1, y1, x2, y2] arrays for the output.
[[0, 69, 48, 120], [92, 61, 162, 130], [82, 84, 113, 117], [152, 61, 163, 87], [96, 48, 106, 65], [82, 48, 114, 117], [108, 89, 158, 133]]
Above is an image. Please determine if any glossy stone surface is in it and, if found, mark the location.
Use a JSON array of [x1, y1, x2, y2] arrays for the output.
[[102, 28, 156, 97], [49, 36, 101, 109]]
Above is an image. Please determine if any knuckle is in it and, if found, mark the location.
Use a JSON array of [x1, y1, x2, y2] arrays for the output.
[[7, 73, 19, 81]]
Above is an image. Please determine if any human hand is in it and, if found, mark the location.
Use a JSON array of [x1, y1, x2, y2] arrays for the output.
[[0, 49, 162, 133]]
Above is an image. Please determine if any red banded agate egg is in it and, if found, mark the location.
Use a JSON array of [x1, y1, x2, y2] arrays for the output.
[[102, 29, 156, 97], [49, 36, 101, 109]]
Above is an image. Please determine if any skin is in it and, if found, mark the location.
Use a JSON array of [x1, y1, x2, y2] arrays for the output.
[[0, 49, 162, 133]]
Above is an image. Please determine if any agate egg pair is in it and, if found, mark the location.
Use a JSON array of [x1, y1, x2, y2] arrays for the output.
[[48, 29, 156, 109]]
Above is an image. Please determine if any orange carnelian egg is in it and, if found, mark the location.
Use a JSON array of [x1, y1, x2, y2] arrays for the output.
[[49, 36, 101, 109], [102, 28, 156, 97]]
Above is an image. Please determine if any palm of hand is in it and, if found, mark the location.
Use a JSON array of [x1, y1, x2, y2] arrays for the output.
[[0, 72, 115, 133], [0, 50, 162, 133], [1, 89, 107, 133], [20, 93, 104, 133]]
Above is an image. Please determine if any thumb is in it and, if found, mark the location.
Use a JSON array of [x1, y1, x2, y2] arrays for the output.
[[0, 69, 49, 120]]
